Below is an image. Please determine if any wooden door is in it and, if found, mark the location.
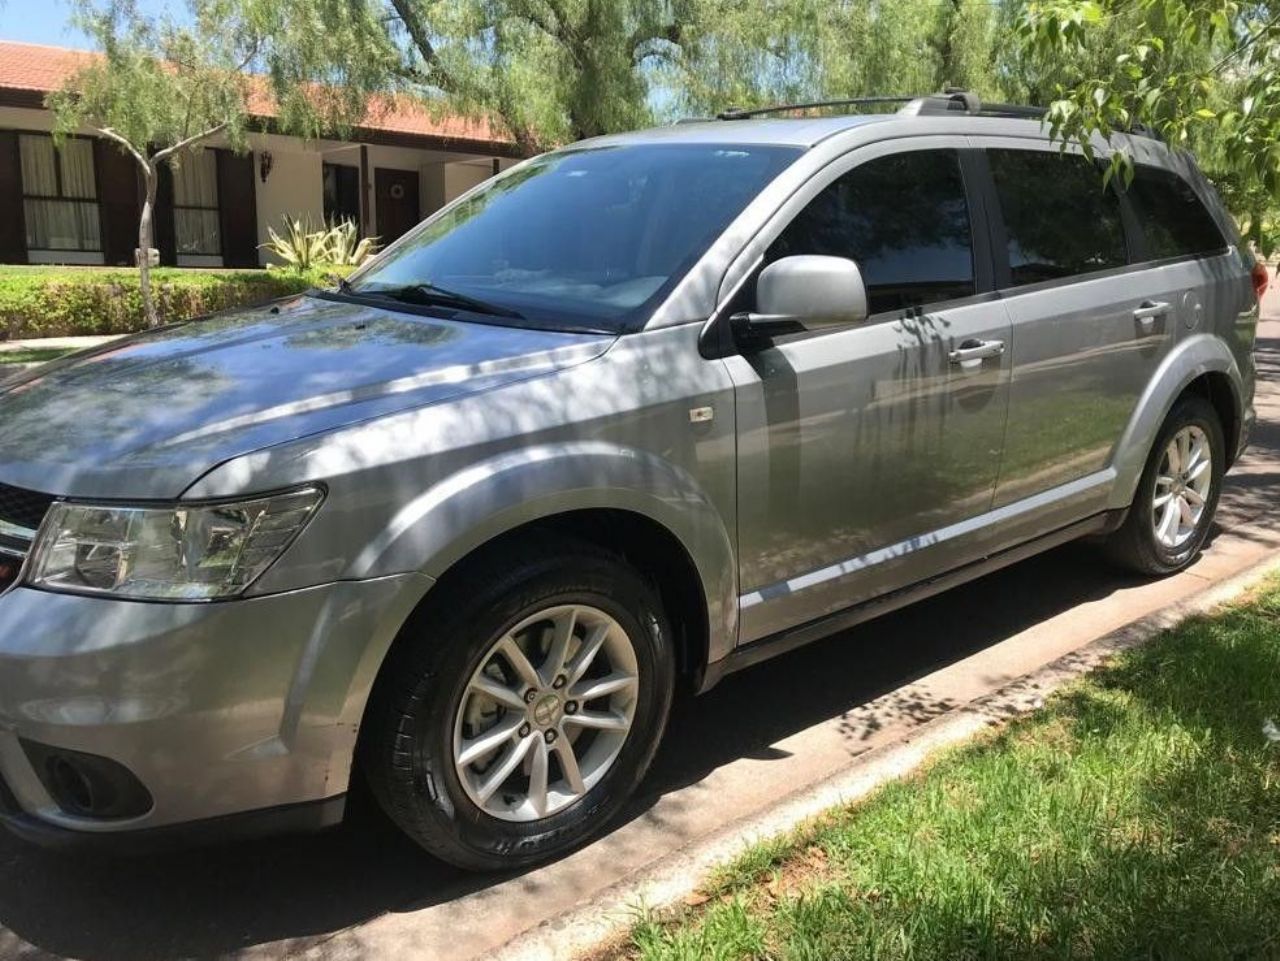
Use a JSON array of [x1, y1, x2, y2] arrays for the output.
[[375, 168, 420, 244]]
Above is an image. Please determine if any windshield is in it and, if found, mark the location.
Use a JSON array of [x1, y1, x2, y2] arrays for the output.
[[347, 143, 802, 333]]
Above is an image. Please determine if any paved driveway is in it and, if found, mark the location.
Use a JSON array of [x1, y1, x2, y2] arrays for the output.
[[1, 308, 1277, 961]]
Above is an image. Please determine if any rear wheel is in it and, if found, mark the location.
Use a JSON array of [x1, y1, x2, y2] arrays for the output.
[[1105, 393, 1224, 575], [361, 537, 674, 871]]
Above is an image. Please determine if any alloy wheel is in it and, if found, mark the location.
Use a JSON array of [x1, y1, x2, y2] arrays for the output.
[[451, 604, 640, 822], [1151, 424, 1213, 550]]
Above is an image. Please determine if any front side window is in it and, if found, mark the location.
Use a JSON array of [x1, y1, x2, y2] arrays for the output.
[[769, 150, 976, 315], [20, 134, 101, 252], [172, 151, 221, 256], [988, 149, 1127, 286], [1129, 166, 1227, 260], [349, 143, 801, 333]]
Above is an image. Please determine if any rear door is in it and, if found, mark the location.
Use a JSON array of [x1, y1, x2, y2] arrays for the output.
[[727, 140, 1013, 644], [975, 140, 1179, 529]]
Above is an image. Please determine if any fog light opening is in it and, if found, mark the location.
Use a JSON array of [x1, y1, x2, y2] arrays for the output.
[[47, 756, 99, 815], [20, 740, 153, 820]]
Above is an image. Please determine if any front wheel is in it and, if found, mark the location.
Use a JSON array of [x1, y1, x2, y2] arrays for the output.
[[1104, 393, 1224, 576], [360, 537, 674, 871]]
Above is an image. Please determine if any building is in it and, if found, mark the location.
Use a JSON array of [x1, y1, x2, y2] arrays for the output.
[[0, 40, 520, 268]]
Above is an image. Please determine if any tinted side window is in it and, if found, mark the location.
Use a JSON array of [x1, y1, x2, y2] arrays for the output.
[[1130, 166, 1227, 259], [771, 150, 975, 315], [988, 149, 1127, 286]]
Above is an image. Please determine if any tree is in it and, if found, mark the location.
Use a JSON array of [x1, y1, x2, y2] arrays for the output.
[[49, 0, 397, 325], [657, 0, 1000, 121], [1015, 0, 1280, 252], [385, 0, 707, 154]]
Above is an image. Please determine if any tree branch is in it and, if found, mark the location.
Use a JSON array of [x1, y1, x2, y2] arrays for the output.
[[153, 121, 228, 162], [630, 21, 682, 66], [514, 0, 567, 42], [1208, 8, 1280, 75], [234, 38, 262, 74], [388, 0, 458, 92], [95, 126, 149, 169]]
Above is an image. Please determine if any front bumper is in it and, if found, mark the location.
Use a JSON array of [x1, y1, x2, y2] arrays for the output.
[[0, 573, 429, 847]]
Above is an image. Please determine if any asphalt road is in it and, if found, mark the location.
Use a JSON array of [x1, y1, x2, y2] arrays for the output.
[[1, 309, 1277, 961]]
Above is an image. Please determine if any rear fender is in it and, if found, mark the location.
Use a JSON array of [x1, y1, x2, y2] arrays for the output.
[[1107, 333, 1242, 510]]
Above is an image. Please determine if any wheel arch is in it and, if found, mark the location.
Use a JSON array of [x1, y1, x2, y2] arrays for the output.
[[422, 508, 713, 688], [342, 440, 735, 724], [1108, 334, 1244, 510]]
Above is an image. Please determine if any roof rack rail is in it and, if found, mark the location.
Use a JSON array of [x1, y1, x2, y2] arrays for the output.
[[716, 95, 923, 121], [900, 90, 1047, 119], [712, 89, 1161, 140], [715, 90, 1050, 123]]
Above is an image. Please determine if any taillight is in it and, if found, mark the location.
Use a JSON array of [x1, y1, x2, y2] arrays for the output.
[[1252, 260, 1270, 301]]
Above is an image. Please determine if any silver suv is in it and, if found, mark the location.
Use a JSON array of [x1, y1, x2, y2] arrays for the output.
[[0, 94, 1262, 869]]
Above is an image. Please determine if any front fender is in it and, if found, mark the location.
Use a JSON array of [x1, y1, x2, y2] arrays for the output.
[[1107, 333, 1242, 510], [348, 441, 739, 665]]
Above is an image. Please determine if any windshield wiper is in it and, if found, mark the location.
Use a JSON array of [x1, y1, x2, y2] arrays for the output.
[[355, 282, 525, 320]]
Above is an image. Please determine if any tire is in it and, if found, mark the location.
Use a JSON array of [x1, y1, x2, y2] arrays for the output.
[[360, 535, 675, 871], [1104, 393, 1225, 576]]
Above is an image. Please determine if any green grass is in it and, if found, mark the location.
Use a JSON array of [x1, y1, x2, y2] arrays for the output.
[[0, 347, 74, 365], [627, 577, 1280, 961]]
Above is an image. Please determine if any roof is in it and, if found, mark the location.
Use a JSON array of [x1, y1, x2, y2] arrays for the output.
[[0, 39, 516, 154], [582, 114, 893, 149]]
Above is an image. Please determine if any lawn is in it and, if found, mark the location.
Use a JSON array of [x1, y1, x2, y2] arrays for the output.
[[626, 576, 1280, 961]]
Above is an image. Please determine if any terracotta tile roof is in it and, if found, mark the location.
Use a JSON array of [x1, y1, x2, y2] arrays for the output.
[[0, 39, 511, 148], [0, 40, 95, 93]]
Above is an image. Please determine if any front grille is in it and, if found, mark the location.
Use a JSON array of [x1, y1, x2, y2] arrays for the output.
[[0, 482, 54, 592], [0, 483, 54, 532]]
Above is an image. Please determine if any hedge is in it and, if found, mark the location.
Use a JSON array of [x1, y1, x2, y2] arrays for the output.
[[0, 266, 339, 340]]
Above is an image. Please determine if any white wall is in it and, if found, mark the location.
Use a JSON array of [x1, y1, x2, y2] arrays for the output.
[[253, 147, 324, 267]]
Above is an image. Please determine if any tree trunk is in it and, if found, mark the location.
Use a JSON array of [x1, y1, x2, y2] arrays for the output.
[[138, 162, 159, 328]]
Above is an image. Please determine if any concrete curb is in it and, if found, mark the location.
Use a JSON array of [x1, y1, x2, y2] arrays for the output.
[[491, 552, 1280, 961]]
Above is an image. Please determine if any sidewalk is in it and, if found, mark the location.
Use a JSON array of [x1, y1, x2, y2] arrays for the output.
[[0, 335, 121, 354], [0, 335, 121, 382]]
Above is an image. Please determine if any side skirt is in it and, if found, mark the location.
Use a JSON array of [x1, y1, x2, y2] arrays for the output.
[[699, 510, 1125, 692]]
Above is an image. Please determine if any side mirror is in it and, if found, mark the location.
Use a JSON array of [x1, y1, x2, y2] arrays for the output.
[[732, 255, 868, 341]]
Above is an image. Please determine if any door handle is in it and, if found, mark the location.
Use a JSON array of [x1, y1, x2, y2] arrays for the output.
[[1133, 301, 1170, 328], [949, 339, 1005, 364]]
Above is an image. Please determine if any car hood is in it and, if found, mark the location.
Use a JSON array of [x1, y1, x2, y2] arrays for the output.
[[0, 294, 612, 499]]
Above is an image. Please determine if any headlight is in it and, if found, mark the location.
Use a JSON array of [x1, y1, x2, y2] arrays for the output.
[[27, 486, 324, 601]]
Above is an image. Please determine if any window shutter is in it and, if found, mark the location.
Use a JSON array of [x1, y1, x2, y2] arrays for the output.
[[0, 132, 27, 263], [154, 160, 177, 266], [216, 149, 259, 267], [95, 139, 141, 266]]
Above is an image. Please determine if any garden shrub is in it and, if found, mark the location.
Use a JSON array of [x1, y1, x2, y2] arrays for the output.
[[0, 266, 341, 340]]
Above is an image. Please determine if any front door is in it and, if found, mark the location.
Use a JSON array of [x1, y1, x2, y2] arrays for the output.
[[728, 144, 1012, 644], [375, 168, 421, 244]]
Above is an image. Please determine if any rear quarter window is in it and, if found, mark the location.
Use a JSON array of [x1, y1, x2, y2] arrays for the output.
[[1129, 166, 1228, 260]]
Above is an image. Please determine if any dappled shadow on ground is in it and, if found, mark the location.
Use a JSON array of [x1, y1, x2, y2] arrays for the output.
[[0, 330, 1274, 961]]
